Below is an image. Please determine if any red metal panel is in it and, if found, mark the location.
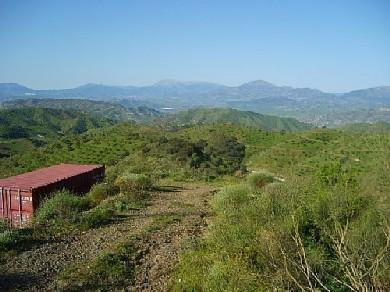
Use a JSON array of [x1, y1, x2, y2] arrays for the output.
[[7, 190, 33, 212], [0, 163, 104, 191], [10, 210, 32, 227], [0, 164, 105, 226], [0, 189, 33, 226]]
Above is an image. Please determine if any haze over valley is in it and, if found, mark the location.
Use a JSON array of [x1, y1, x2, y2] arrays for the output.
[[1, 80, 389, 126]]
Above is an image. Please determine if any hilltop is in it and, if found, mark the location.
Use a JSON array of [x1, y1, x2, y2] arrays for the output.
[[160, 107, 311, 131], [0, 107, 113, 157], [2, 98, 162, 123]]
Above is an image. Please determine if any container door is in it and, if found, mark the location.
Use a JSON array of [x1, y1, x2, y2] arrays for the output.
[[0, 188, 4, 219], [0, 188, 10, 221], [5, 189, 9, 217]]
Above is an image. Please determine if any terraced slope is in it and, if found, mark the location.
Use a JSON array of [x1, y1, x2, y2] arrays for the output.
[[161, 107, 311, 131]]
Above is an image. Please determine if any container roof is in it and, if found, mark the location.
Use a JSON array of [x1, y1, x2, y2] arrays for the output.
[[0, 164, 103, 190]]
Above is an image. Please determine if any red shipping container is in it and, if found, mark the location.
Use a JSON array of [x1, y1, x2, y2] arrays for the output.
[[0, 163, 104, 226]]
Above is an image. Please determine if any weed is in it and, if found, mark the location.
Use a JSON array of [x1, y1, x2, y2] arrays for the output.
[[146, 215, 183, 233], [57, 238, 139, 290]]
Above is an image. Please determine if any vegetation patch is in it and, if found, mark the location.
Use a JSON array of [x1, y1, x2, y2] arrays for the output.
[[0, 111, 389, 291], [247, 170, 275, 191], [0, 107, 113, 158], [173, 164, 390, 291], [115, 172, 155, 201], [34, 190, 91, 228], [146, 214, 183, 233], [57, 238, 140, 290]]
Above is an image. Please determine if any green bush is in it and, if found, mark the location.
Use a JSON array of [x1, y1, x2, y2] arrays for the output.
[[111, 194, 143, 212], [317, 162, 343, 186], [115, 173, 154, 201], [80, 207, 114, 229], [174, 174, 390, 291], [173, 250, 262, 292], [35, 190, 90, 226], [0, 219, 8, 233], [247, 171, 274, 191], [86, 182, 119, 205], [212, 184, 252, 216], [0, 230, 21, 251]]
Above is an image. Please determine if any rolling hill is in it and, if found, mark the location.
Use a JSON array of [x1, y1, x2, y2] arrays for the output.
[[1, 80, 389, 126], [341, 121, 390, 133], [0, 107, 114, 157], [0, 117, 388, 290], [2, 98, 162, 123], [159, 107, 311, 131]]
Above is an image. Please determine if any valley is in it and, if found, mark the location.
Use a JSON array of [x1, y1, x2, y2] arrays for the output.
[[1, 80, 389, 126]]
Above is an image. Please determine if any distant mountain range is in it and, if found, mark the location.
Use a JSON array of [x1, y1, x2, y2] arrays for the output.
[[1, 80, 388, 102], [1, 80, 389, 126]]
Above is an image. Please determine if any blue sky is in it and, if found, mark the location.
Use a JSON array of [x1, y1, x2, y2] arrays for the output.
[[0, 0, 389, 92]]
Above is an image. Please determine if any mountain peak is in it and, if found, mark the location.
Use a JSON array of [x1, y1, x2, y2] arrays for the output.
[[0, 83, 31, 89], [0, 83, 33, 98], [77, 83, 106, 88], [154, 79, 223, 88], [239, 80, 276, 88]]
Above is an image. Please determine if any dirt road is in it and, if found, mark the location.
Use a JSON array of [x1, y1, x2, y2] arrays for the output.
[[0, 184, 216, 291]]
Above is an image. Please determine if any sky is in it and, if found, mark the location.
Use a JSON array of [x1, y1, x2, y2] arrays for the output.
[[0, 0, 389, 92]]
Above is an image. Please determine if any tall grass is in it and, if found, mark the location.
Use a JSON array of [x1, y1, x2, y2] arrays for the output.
[[173, 169, 390, 291]]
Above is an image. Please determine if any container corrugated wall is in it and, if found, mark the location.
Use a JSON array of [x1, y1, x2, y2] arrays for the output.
[[0, 188, 32, 227], [0, 165, 104, 226]]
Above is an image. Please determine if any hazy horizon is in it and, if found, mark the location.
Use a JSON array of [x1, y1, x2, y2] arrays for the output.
[[3, 78, 390, 94], [0, 0, 389, 92]]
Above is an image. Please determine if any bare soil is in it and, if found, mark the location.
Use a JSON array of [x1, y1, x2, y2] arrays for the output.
[[0, 184, 216, 291]]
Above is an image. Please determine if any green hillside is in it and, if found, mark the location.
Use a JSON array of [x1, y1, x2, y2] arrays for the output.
[[2, 98, 162, 123], [0, 121, 389, 290], [161, 107, 311, 131], [341, 121, 390, 133], [172, 125, 390, 291], [0, 122, 249, 180], [0, 107, 114, 157]]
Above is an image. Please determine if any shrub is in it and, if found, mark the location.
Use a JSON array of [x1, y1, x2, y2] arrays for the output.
[[86, 182, 119, 205], [0, 230, 21, 251], [80, 207, 114, 229], [247, 171, 274, 191], [174, 174, 390, 291], [0, 219, 8, 233], [212, 184, 252, 222], [115, 173, 154, 201], [35, 190, 90, 226], [112, 195, 141, 212]]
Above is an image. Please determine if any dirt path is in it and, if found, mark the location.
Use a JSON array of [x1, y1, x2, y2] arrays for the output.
[[131, 185, 215, 291], [0, 184, 216, 291]]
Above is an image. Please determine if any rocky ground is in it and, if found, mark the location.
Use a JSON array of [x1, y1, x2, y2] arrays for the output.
[[0, 184, 216, 291]]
